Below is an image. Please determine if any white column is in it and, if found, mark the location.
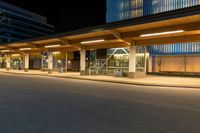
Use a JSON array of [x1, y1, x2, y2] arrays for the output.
[[24, 53, 29, 72], [48, 51, 53, 74], [148, 54, 153, 73], [6, 54, 11, 71], [65, 52, 68, 72], [144, 47, 147, 73], [129, 45, 136, 78], [80, 50, 86, 75]]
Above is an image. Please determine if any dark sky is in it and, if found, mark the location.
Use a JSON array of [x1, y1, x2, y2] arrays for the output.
[[1, 0, 107, 33]]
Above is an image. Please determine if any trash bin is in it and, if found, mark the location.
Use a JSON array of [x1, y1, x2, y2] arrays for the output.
[[114, 69, 123, 77], [59, 68, 65, 73]]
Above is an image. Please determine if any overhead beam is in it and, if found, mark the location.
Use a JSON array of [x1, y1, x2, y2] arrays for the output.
[[4, 46, 13, 50], [58, 38, 71, 45], [110, 30, 131, 45], [26, 42, 38, 48], [110, 29, 122, 39]]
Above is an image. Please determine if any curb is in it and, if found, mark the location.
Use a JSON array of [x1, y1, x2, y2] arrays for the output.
[[1, 71, 200, 89]]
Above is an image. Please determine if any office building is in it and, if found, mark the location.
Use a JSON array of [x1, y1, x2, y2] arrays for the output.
[[0, 1, 54, 43]]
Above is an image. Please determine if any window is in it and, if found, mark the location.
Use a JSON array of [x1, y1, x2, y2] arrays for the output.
[[131, 9, 143, 18], [131, 0, 143, 8]]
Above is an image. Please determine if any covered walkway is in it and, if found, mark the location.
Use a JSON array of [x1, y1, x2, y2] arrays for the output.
[[0, 69, 200, 88]]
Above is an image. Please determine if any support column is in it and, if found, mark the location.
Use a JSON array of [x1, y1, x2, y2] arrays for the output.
[[6, 54, 11, 71], [24, 53, 29, 72], [144, 46, 147, 73], [48, 51, 53, 74], [65, 52, 68, 72], [148, 54, 153, 73], [80, 50, 86, 75], [41, 54, 44, 71], [128, 45, 136, 78]]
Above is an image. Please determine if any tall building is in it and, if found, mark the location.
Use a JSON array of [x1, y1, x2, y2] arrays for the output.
[[107, 0, 200, 55], [0, 1, 54, 43]]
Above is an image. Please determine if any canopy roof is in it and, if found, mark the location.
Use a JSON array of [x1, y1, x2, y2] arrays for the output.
[[1, 5, 200, 53]]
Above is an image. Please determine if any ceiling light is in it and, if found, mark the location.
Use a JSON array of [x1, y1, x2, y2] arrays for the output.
[[45, 45, 60, 48], [140, 30, 184, 37], [81, 39, 105, 44], [19, 48, 31, 51], [52, 51, 60, 54]]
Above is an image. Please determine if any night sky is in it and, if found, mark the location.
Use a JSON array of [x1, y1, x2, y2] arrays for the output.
[[1, 0, 107, 33]]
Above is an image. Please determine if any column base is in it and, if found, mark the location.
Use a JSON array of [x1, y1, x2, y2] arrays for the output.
[[6, 68, 10, 71], [48, 69, 53, 74], [80, 70, 86, 76], [24, 68, 29, 72], [129, 72, 146, 78]]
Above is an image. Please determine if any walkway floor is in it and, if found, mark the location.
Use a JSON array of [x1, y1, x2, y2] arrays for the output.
[[0, 69, 200, 88]]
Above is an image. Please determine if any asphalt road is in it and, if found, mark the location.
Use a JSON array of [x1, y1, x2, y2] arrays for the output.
[[0, 73, 200, 133]]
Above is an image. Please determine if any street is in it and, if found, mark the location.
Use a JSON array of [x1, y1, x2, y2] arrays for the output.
[[0, 73, 200, 133]]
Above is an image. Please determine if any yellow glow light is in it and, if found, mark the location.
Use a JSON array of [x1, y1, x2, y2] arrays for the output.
[[1, 50, 10, 52], [12, 54, 20, 57], [68, 60, 71, 64]]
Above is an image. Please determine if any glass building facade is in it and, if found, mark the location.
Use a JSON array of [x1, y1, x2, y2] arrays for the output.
[[0, 1, 54, 44], [107, 0, 200, 55]]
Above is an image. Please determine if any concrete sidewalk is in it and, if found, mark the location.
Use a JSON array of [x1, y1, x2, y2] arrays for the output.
[[0, 69, 200, 88]]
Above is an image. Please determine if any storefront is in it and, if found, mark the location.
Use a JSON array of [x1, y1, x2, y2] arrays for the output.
[[11, 54, 23, 70]]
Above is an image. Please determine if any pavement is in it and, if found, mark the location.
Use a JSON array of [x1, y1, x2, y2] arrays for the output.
[[0, 69, 200, 89], [0, 73, 200, 133]]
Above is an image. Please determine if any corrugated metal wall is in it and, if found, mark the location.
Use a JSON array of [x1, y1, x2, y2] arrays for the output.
[[107, 0, 130, 22], [107, 0, 200, 22], [148, 43, 200, 55]]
